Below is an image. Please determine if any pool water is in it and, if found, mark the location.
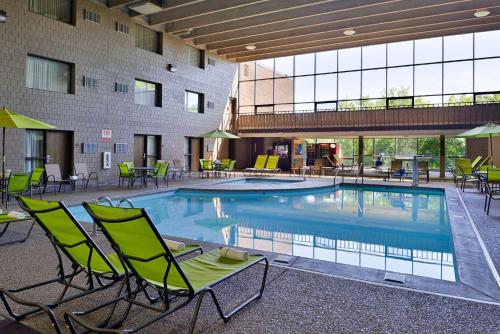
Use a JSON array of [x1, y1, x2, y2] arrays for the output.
[[71, 185, 456, 282], [220, 178, 303, 185]]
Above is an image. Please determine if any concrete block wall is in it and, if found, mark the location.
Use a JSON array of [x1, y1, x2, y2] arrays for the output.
[[0, 0, 237, 183]]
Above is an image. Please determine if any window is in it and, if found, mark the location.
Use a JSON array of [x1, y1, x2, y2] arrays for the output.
[[135, 25, 161, 54], [475, 30, 500, 58], [26, 55, 71, 93], [362, 45, 386, 69], [239, 61, 255, 81], [475, 58, 500, 92], [274, 56, 293, 77], [255, 80, 273, 105], [443, 61, 473, 94], [294, 76, 314, 103], [362, 69, 386, 99], [316, 50, 337, 73], [387, 67, 413, 97], [25, 130, 44, 172], [444, 34, 472, 61], [387, 41, 413, 66], [315, 74, 337, 101], [28, 0, 73, 24], [315, 102, 336, 112], [415, 37, 442, 64], [135, 79, 161, 107], [338, 48, 361, 71], [414, 64, 442, 96], [239, 81, 255, 105], [294, 54, 315, 76], [338, 71, 361, 100], [185, 91, 204, 113], [187, 46, 204, 68], [256, 59, 274, 79], [274, 78, 294, 104]]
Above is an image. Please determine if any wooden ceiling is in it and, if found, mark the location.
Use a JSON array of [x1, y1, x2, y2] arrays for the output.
[[107, 0, 500, 62]]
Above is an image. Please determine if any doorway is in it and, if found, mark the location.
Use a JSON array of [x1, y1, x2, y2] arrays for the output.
[[25, 130, 74, 178], [185, 137, 203, 171], [134, 135, 160, 167]]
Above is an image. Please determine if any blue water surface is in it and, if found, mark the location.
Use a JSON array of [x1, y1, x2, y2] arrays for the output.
[[71, 185, 455, 281]]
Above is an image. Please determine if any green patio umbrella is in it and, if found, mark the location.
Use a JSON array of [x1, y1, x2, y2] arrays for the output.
[[458, 123, 500, 159], [200, 129, 240, 139], [0, 108, 55, 177]]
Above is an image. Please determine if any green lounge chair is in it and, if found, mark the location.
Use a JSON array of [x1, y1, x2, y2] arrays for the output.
[[66, 203, 268, 334], [147, 161, 168, 188], [1, 172, 31, 209], [470, 156, 483, 170], [263, 155, 281, 175], [0, 212, 35, 247], [244, 155, 268, 176], [29, 167, 44, 199], [485, 168, 500, 214], [1, 197, 201, 333]]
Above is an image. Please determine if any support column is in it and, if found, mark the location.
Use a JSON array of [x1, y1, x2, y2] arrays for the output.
[[439, 135, 446, 178], [358, 136, 364, 171]]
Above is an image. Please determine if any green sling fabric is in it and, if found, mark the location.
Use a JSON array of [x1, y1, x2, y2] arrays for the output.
[[3, 173, 31, 194], [85, 204, 263, 293], [19, 197, 123, 275], [0, 214, 27, 225], [265, 156, 279, 170], [30, 168, 44, 187]]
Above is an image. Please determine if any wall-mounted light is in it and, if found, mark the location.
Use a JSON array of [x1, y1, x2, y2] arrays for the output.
[[330, 144, 336, 149], [0, 10, 7, 23], [166, 64, 177, 72]]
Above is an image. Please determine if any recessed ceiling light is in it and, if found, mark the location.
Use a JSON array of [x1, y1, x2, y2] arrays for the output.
[[245, 45, 256, 51], [343, 29, 356, 36], [474, 9, 490, 17], [0, 10, 7, 23]]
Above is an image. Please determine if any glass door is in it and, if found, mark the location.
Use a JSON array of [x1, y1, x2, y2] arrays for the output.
[[25, 130, 45, 172]]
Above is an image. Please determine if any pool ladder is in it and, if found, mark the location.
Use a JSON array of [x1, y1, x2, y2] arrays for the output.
[[91, 196, 135, 235], [354, 163, 364, 186]]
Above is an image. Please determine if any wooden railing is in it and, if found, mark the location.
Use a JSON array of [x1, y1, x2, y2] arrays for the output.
[[234, 103, 500, 133]]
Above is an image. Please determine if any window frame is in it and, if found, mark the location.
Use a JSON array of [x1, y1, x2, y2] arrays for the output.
[[185, 90, 205, 114], [26, 54, 74, 94], [134, 79, 162, 107]]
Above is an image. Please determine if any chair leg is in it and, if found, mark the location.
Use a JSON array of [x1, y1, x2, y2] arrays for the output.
[[484, 195, 489, 211], [487, 197, 492, 215]]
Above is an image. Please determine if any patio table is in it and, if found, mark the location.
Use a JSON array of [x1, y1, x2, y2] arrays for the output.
[[133, 167, 154, 187]]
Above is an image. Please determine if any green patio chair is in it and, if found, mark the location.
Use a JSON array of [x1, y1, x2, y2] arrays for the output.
[[1, 172, 31, 209], [224, 160, 237, 178], [470, 156, 483, 170], [67, 203, 268, 334], [147, 161, 168, 188], [485, 168, 500, 215], [1, 197, 202, 333], [243, 155, 268, 176], [263, 155, 281, 175], [455, 159, 479, 191], [200, 159, 213, 178], [220, 158, 231, 170], [117, 162, 141, 188], [29, 167, 44, 199]]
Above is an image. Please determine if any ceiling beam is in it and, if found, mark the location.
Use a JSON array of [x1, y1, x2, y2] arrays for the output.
[[165, 0, 336, 33], [201, 0, 494, 48], [233, 21, 500, 62], [183, 0, 415, 40], [148, 0, 266, 26], [215, 6, 500, 55]]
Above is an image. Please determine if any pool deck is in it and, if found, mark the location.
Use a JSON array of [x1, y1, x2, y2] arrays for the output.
[[1, 174, 500, 333]]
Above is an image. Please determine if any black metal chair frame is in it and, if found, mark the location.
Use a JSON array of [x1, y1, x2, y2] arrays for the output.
[[75, 171, 100, 190], [0, 217, 36, 246], [484, 181, 500, 215], [0, 199, 125, 334], [65, 204, 269, 334]]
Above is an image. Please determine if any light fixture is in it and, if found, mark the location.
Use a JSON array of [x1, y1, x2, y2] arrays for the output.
[[0, 10, 7, 23], [474, 9, 490, 17], [245, 45, 257, 51], [166, 64, 177, 73], [343, 29, 356, 36]]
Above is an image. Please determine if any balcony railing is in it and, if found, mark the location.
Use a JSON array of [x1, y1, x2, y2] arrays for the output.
[[234, 102, 500, 133]]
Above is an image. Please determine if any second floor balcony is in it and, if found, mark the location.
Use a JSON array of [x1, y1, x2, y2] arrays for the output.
[[234, 102, 500, 134]]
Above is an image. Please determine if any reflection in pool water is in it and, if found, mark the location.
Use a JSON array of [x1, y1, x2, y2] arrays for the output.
[[71, 185, 455, 282]]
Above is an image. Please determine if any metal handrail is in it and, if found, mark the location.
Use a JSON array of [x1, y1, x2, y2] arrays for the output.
[[118, 198, 134, 208], [333, 168, 340, 187], [96, 196, 113, 206], [354, 163, 364, 186], [91, 197, 134, 235]]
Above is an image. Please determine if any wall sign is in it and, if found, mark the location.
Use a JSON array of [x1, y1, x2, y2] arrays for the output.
[[102, 129, 112, 143], [102, 151, 111, 169]]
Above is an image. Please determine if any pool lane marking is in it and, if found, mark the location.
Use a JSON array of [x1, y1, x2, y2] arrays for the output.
[[455, 189, 500, 289], [269, 263, 500, 306]]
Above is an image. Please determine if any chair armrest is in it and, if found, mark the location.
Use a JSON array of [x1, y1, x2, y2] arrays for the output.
[[87, 171, 98, 179]]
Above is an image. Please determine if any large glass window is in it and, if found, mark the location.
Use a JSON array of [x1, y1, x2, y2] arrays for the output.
[[362, 69, 386, 99], [362, 44, 386, 69], [256, 59, 274, 79], [387, 67, 413, 97], [187, 46, 203, 68], [475, 30, 500, 58], [443, 61, 473, 94], [338, 48, 361, 71], [415, 37, 442, 64], [294, 76, 314, 103], [255, 80, 273, 105], [387, 41, 413, 66], [475, 58, 500, 92], [294, 54, 315, 76], [239, 61, 255, 81], [275, 57, 293, 78], [135, 25, 161, 54], [135, 79, 161, 107], [316, 50, 337, 73], [26, 55, 71, 93], [414, 64, 442, 96], [185, 91, 204, 113], [28, 0, 73, 24], [444, 34, 472, 61], [274, 78, 294, 104], [25, 130, 44, 172], [338, 71, 361, 100], [315, 74, 337, 102], [239, 81, 255, 106]]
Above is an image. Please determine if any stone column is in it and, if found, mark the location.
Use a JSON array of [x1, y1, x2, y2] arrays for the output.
[[439, 135, 446, 178], [358, 136, 364, 172]]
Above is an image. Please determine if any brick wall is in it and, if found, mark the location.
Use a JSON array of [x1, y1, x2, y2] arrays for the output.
[[0, 0, 237, 183]]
